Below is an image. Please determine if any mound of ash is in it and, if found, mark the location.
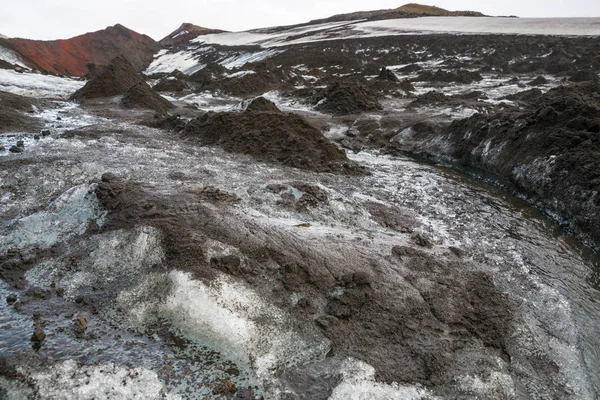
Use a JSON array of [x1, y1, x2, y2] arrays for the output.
[[188, 63, 227, 85], [570, 69, 599, 83], [414, 69, 483, 85], [377, 67, 399, 82], [408, 90, 488, 108], [182, 97, 363, 174], [71, 55, 142, 100], [121, 82, 174, 114], [503, 88, 543, 104], [0, 91, 42, 132], [527, 76, 549, 86], [244, 96, 280, 112], [153, 70, 190, 92], [446, 82, 600, 247], [315, 80, 382, 115]]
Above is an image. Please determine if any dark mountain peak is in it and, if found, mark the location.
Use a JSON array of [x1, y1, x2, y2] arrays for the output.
[[160, 23, 227, 47]]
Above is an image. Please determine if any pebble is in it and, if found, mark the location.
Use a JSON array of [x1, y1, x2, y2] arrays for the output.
[[31, 327, 46, 343]]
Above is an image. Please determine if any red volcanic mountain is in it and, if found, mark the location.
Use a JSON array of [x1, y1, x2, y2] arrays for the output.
[[0, 24, 159, 77]]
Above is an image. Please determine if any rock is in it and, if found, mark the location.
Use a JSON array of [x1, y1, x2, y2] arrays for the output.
[[41, 130, 51, 136], [6, 294, 17, 305], [34, 135, 40, 140], [9, 145, 23, 153], [377, 67, 399, 82], [30, 327, 46, 343], [74, 315, 88, 338], [16, 140, 24, 148], [56, 116, 62, 121]]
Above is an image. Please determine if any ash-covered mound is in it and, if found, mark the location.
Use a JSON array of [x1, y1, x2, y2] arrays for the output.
[[414, 69, 483, 84], [71, 55, 142, 100], [570, 69, 599, 83], [446, 82, 600, 247], [188, 63, 227, 85], [121, 82, 174, 113], [377, 67, 399, 82], [315, 81, 382, 115], [0, 91, 42, 132], [528, 76, 549, 86], [244, 96, 280, 113], [153, 71, 189, 92], [503, 88, 543, 103], [182, 101, 363, 174]]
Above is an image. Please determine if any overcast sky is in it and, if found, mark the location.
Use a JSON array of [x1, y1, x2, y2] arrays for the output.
[[2, 0, 600, 41]]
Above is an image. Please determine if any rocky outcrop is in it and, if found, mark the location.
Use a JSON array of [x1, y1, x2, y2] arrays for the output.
[[159, 23, 226, 47]]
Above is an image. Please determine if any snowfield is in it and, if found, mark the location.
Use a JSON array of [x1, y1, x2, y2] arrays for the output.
[[0, 69, 84, 98]]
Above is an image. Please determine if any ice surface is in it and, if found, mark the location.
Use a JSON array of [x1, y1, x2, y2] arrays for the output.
[[0, 69, 84, 98], [0, 184, 106, 252], [329, 358, 436, 400], [23, 360, 180, 400], [146, 48, 211, 75], [155, 271, 330, 393]]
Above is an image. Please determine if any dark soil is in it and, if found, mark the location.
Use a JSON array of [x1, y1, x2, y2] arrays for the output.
[[121, 82, 174, 114], [71, 55, 142, 100], [153, 77, 189, 92], [528, 76, 549, 86], [503, 88, 544, 104], [244, 96, 280, 112], [315, 80, 382, 115], [414, 69, 484, 85], [182, 102, 363, 174], [139, 114, 186, 132], [91, 176, 556, 392], [0, 91, 42, 132], [188, 63, 227, 85]]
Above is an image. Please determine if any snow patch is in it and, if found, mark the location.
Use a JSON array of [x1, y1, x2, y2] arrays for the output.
[[0, 69, 83, 98]]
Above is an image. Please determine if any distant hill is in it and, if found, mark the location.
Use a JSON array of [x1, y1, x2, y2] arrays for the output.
[[0, 24, 159, 76], [0, 34, 7, 39], [159, 23, 226, 47], [305, 2, 485, 25], [396, 3, 484, 16]]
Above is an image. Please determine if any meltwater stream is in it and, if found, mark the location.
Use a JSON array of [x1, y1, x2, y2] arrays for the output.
[[0, 103, 599, 399]]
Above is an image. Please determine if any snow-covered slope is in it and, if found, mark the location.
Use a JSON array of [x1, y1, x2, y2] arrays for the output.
[[0, 45, 27, 68], [147, 16, 600, 76], [0, 69, 84, 98], [0, 34, 8, 39]]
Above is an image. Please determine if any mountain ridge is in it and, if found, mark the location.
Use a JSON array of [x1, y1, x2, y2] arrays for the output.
[[0, 24, 159, 76]]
